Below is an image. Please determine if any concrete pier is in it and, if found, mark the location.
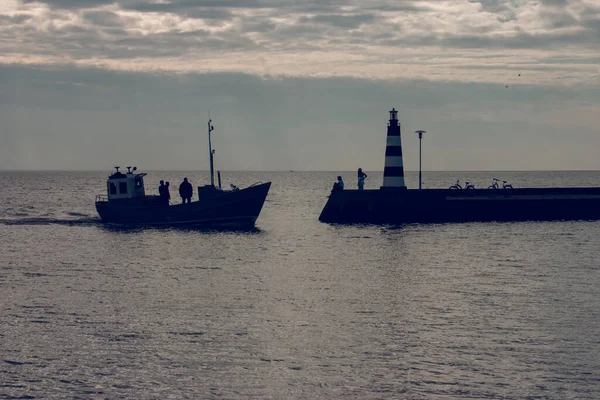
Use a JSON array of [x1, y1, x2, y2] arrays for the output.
[[319, 187, 600, 224]]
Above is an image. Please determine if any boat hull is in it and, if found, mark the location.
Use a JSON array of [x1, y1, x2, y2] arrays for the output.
[[96, 182, 271, 228], [319, 187, 600, 224]]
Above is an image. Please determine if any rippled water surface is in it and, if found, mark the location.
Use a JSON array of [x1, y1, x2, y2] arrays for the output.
[[1, 170, 600, 399]]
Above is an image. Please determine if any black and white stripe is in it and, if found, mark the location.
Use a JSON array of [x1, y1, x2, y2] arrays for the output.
[[382, 108, 406, 188]]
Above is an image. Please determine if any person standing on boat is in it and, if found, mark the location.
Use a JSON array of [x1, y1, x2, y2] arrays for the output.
[[165, 182, 171, 205], [179, 177, 193, 204], [158, 180, 170, 205], [357, 168, 368, 191]]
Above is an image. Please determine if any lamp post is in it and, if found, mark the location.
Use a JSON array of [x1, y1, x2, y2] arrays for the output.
[[415, 130, 426, 190], [208, 119, 215, 187]]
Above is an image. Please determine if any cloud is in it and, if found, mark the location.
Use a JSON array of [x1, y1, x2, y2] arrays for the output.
[[21, 0, 115, 9], [540, 0, 569, 6], [300, 14, 376, 29], [0, 13, 32, 24], [81, 10, 123, 27], [469, 0, 516, 15], [0, 0, 598, 85]]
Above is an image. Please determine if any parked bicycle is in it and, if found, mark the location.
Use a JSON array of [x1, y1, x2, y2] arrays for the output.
[[449, 179, 475, 190], [487, 178, 513, 190], [449, 179, 462, 189]]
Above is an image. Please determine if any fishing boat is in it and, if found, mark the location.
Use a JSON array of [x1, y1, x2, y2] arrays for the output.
[[95, 120, 271, 228]]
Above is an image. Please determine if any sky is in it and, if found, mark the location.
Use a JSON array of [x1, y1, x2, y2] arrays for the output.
[[0, 0, 599, 171]]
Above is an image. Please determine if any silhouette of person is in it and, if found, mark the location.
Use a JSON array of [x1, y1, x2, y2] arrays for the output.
[[332, 176, 344, 192], [165, 182, 171, 204], [357, 168, 368, 191], [185, 178, 193, 202], [179, 177, 193, 204], [159, 180, 166, 197]]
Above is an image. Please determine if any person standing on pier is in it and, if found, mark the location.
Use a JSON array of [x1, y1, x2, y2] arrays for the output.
[[357, 168, 368, 191]]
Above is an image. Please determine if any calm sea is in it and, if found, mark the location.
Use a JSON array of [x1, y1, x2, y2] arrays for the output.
[[1, 170, 600, 399]]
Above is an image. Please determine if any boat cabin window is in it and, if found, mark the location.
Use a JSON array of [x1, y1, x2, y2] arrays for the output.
[[119, 182, 128, 194], [135, 177, 143, 188], [110, 183, 117, 195]]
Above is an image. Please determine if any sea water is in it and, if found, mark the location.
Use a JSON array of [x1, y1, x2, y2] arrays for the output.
[[1, 170, 600, 399]]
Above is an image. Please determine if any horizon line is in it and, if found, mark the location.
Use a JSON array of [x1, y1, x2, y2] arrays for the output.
[[1, 169, 599, 173]]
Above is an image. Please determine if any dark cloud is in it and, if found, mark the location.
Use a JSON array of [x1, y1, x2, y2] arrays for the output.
[[362, 3, 431, 12], [539, 0, 568, 7], [469, 0, 517, 24], [438, 30, 600, 49], [21, 0, 115, 9], [300, 14, 376, 29], [20, 0, 391, 15], [581, 15, 600, 40], [26, 0, 277, 11], [540, 55, 600, 65], [182, 8, 234, 20], [583, 3, 600, 13], [0, 14, 32, 25], [375, 24, 600, 52], [82, 10, 124, 27], [266, 24, 326, 48], [124, 2, 237, 20], [125, 0, 261, 13], [539, 9, 578, 29], [469, 0, 514, 14], [241, 19, 277, 34]]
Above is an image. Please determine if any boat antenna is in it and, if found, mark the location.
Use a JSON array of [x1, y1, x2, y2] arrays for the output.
[[208, 116, 215, 187]]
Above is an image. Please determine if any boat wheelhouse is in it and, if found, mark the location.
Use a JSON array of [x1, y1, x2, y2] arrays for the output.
[[96, 166, 149, 203]]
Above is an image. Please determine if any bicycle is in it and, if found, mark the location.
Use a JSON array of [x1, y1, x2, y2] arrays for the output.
[[488, 178, 499, 189], [488, 178, 513, 190], [449, 179, 462, 189], [449, 179, 475, 190]]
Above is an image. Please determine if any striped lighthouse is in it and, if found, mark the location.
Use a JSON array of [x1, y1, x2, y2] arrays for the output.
[[382, 108, 407, 189]]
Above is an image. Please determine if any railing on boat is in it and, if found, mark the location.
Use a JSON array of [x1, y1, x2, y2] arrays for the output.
[[96, 194, 108, 203]]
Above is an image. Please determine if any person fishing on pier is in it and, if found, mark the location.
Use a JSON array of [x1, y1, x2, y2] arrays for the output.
[[332, 176, 344, 192]]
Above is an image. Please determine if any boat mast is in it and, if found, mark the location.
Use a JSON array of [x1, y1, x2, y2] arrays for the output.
[[208, 118, 215, 187]]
